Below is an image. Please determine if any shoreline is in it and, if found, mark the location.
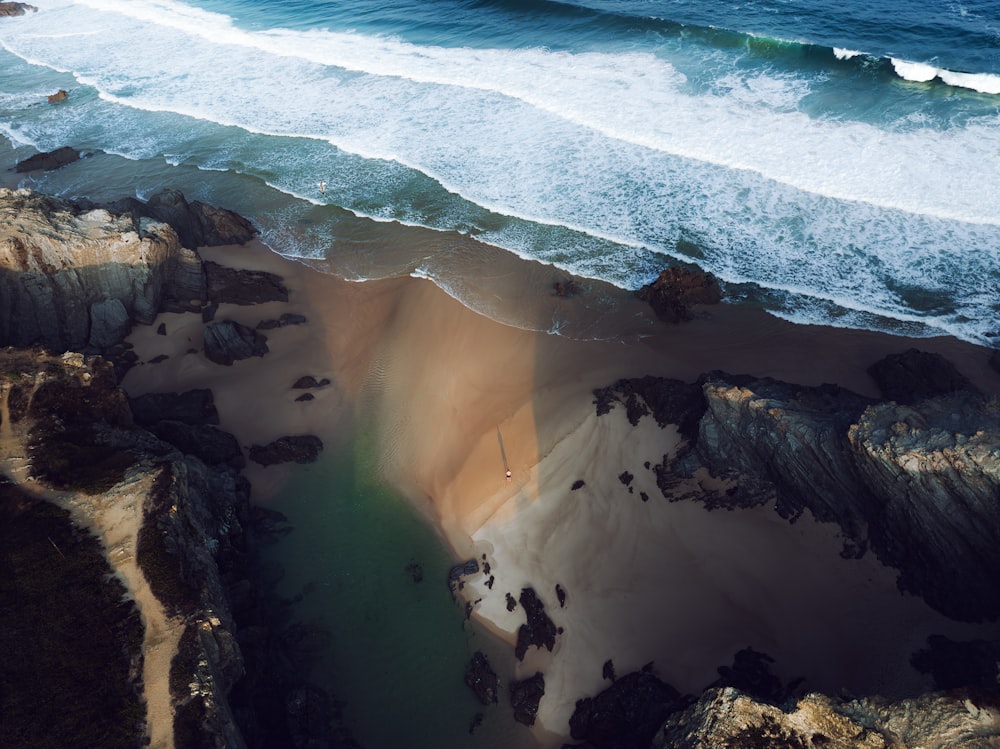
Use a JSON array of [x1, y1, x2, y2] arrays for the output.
[[120, 231, 1000, 746]]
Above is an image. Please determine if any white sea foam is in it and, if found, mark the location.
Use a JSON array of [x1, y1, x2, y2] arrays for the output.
[[890, 57, 1000, 94], [833, 48, 862, 60]]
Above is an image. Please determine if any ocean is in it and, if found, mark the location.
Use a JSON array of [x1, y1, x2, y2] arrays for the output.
[[2, 0, 999, 344]]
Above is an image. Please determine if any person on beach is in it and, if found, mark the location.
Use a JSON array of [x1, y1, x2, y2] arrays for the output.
[[318, 180, 326, 193], [506, 469, 512, 481]]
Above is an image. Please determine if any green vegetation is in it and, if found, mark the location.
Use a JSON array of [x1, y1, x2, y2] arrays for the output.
[[0, 482, 146, 749], [135, 467, 198, 617]]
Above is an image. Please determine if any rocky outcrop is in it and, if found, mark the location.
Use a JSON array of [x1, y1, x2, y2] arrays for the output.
[[204, 320, 270, 365], [569, 670, 690, 749], [636, 266, 722, 323], [100, 188, 256, 250], [510, 672, 545, 726], [0, 2, 37, 16], [0, 189, 188, 351], [248, 435, 323, 466], [652, 686, 1000, 749], [514, 587, 559, 661], [595, 355, 1000, 622], [15, 145, 81, 172]]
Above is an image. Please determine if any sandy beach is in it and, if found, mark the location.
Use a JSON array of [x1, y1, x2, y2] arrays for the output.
[[123, 237, 1000, 746]]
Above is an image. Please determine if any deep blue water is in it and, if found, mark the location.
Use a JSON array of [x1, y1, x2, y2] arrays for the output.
[[2, 0, 999, 342]]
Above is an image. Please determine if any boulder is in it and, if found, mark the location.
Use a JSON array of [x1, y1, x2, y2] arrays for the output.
[[509, 672, 545, 726], [15, 146, 81, 172], [636, 266, 722, 323], [203, 320, 269, 365], [47, 89, 67, 103]]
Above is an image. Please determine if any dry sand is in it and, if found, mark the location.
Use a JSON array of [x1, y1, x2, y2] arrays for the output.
[[123, 239, 1000, 747]]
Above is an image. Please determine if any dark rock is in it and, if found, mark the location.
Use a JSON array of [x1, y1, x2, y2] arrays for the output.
[[205, 261, 287, 305], [556, 583, 566, 607], [505, 593, 517, 612], [867, 348, 978, 404], [465, 651, 499, 705], [709, 647, 801, 705], [129, 389, 219, 427], [148, 421, 245, 469], [203, 320, 269, 365], [148, 354, 169, 364], [618, 470, 634, 486], [294, 393, 314, 402], [88, 298, 131, 348], [510, 672, 545, 726], [603, 659, 616, 682], [569, 670, 689, 749], [257, 313, 307, 330], [156, 322, 167, 335], [594, 375, 706, 441], [249, 435, 323, 466], [291, 375, 331, 389], [635, 266, 722, 323], [405, 562, 423, 583], [468, 712, 484, 735], [515, 587, 558, 661], [911, 635, 1000, 691], [571, 479, 585, 490], [553, 277, 581, 297], [15, 146, 81, 173], [201, 302, 219, 322], [0, 2, 38, 16], [142, 189, 256, 248]]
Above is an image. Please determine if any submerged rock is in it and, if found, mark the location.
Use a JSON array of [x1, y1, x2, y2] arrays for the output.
[[464, 651, 499, 706], [15, 145, 80, 172], [248, 435, 323, 466]]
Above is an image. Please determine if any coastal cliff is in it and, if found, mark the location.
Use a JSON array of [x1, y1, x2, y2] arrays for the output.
[[0, 186, 255, 352], [0, 188, 321, 748]]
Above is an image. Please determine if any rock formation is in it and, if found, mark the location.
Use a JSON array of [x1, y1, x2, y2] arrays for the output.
[[0, 2, 37, 16], [15, 145, 80, 171], [596, 363, 1000, 623], [510, 672, 545, 726], [203, 320, 270, 365], [248, 435, 324, 466], [635, 265, 722, 323], [652, 686, 1000, 749]]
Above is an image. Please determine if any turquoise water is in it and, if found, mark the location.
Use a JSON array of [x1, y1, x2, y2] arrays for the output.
[[2, 0, 1000, 344], [258, 432, 529, 749]]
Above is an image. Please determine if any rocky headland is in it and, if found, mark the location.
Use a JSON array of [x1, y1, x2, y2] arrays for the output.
[[0, 187, 331, 748]]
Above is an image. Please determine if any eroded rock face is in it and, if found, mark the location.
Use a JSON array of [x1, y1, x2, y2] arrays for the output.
[[0, 189, 185, 350], [652, 686, 1000, 749]]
